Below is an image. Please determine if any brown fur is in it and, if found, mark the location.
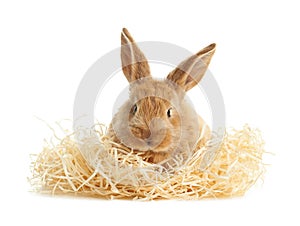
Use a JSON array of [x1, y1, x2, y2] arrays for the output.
[[107, 28, 216, 164]]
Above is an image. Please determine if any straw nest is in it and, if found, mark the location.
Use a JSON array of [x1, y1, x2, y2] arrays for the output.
[[30, 124, 265, 200]]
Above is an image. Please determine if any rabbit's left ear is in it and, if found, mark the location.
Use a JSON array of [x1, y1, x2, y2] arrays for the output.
[[167, 43, 216, 91], [121, 28, 151, 83]]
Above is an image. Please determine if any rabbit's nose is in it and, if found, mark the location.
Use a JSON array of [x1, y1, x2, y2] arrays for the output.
[[141, 129, 151, 139]]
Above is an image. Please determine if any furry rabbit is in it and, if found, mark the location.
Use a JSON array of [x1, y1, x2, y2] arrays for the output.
[[107, 28, 216, 164]]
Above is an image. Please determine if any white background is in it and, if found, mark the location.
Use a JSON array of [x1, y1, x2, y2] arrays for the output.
[[0, 0, 299, 225]]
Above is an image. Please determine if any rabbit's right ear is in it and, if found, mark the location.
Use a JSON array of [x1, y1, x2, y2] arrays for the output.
[[121, 28, 151, 83], [167, 43, 216, 92]]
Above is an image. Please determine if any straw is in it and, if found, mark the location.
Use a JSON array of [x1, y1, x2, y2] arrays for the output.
[[30, 124, 265, 200]]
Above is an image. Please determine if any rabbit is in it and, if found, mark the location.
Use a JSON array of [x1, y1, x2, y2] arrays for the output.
[[107, 28, 216, 164]]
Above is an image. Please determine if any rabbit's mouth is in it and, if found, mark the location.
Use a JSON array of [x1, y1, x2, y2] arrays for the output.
[[149, 133, 173, 152], [131, 127, 174, 152], [150, 128, 182, 153]]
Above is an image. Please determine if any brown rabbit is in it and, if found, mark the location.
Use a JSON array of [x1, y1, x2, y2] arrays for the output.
[[107, 28, 216, 164]]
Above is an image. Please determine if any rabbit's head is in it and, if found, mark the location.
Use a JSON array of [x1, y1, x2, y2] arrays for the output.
[[109, 28, 216, 161]]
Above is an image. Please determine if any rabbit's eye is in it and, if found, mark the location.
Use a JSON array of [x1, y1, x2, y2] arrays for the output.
[[132, 104, 138, 114], [167, 108, 172, 118]]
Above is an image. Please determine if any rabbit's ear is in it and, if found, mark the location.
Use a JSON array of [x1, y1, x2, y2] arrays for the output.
[[121, 28, 151, 82], [167, 43, 216, 91]]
